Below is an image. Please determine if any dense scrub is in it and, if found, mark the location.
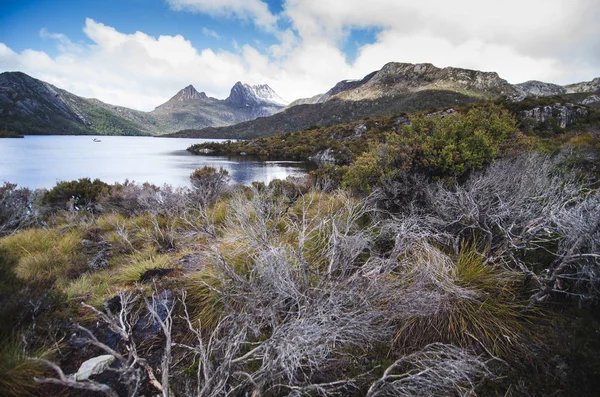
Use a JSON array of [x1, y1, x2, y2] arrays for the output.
[[1, 103, 600, 395]]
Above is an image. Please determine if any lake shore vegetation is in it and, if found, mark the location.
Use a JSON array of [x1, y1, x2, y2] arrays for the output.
[[1, 102, 600, 396]]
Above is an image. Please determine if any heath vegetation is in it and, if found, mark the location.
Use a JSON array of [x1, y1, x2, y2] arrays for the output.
[[1, 103, 600, 396]]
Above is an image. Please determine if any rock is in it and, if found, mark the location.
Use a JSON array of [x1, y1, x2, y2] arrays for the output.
[[353, 124, 367, 136], [564, 77, 600, 94], [395, 116, 411, 126], [519, 103, 588, 129], [80, 239, 95, 248], [195, 148, 215, 154], [308, 148, 336, 164], [426, 108, 457, 118], [73, 355, 115, 381], [84, 240, 111, 270], [580, 95, 600, 105]]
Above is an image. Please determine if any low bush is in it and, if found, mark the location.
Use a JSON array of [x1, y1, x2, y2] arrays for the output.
[[42, 177, 109, 212]]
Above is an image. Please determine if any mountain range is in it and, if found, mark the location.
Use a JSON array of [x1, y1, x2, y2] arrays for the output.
[[169, 62, 600, 139], [0, 72, 286, 136], [1, 63, 599, 138]]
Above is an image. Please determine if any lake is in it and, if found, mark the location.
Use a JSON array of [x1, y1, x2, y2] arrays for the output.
[[0, 135, 312, 189]]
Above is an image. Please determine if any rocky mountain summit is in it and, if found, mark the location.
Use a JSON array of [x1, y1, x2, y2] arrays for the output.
[[164, 85, 211, 103], [150, 82, 285, 132], [226, 82, 287, 107], [328, 62, 519, 101]]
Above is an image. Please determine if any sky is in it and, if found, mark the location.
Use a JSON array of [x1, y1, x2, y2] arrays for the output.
[[0, 0, 599, 111]]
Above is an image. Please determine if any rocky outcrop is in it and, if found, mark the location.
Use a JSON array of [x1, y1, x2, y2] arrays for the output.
[[580, 95, 600, 105], [516, 81, 566, 99], [308, 148, 336, 164], [564, 78, 600, 94], [519, 103, 588, 129], [353, 123, 367, 136]]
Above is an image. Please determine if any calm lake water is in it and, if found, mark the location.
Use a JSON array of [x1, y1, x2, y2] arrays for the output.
[[0, 135, 312, 189]]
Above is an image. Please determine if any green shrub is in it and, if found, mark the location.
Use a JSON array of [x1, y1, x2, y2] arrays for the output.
[[42, 178, 109, 211], [401, 104, 518, 178]]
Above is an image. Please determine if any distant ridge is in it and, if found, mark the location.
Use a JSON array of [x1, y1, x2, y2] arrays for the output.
[[0, 72, 286, 135], [1, 63, 598, 137], [168, 62, 600, 140]]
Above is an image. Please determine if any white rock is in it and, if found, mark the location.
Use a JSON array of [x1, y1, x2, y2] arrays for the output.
[[74, 355, 115, 381], [580, 95, 600, 105]]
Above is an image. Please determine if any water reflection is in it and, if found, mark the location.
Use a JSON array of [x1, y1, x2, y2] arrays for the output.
[[0, 135, 314, 189]]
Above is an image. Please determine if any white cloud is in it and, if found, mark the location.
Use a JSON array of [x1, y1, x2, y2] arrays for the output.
[[1, 1, 599, 111], [167, 0, 278, 32], [283, 0, 600, 84], [1, 19, 256, 110], [202, 27, 222, 40]]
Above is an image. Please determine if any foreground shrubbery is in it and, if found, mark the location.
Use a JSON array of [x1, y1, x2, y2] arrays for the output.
[[1, 105, 600, 395]]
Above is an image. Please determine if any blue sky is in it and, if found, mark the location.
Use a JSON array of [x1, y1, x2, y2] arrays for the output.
[[1, 0, 598, 110], [0, 0, 375, 63]]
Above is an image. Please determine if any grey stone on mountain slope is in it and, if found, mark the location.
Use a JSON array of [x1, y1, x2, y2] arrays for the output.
[[317, 71, 378, 103], [519, 103, 588, 129], [564, 78, 600, 94], [580, 95, 600, 105], [516, 80, 567, 98], [283, 93, 324, 110]]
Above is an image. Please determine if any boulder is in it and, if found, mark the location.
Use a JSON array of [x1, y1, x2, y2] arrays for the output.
[[73, 355, 115, 381], [308, 148, 336, 164], [353, 123, 367, 136]]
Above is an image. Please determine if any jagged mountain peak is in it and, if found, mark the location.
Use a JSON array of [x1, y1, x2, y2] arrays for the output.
[[169, 85, 208, 102], [226, 82, 287, 107]]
